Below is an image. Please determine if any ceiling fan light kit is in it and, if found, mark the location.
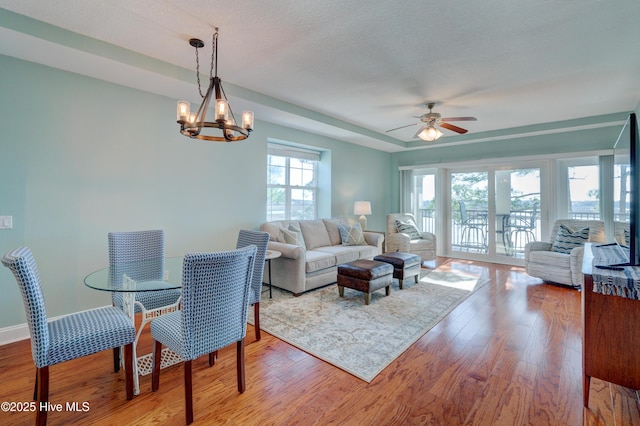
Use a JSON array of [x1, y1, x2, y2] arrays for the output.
[[416, 125, 444, 141], [177, 28, 254, 142], [387, 102, 477, 142]]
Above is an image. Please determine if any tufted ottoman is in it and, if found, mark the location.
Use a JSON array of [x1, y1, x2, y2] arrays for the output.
[[337, 259, 393, 305], [373, 252, 422, 289]]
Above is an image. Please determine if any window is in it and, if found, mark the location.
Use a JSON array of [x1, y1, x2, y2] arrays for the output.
[[267, 144, 319, 221]]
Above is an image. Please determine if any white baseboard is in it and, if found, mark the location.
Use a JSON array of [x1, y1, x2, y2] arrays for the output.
[[0, 323, 30, 345], [0, 305, 113, 347]]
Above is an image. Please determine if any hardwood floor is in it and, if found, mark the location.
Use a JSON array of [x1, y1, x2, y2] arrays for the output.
[[1, 258, 639, 425]]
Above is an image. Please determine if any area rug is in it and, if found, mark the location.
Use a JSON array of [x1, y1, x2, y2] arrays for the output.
[[248, 268, 487, 382]]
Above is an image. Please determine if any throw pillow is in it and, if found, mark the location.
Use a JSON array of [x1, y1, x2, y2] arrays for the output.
[[338, 223, 366, 246], [395, 219, 423, 240], [551, 224, 589, 254], [288, 224, 307, 249], [278, 227, 300, 246]]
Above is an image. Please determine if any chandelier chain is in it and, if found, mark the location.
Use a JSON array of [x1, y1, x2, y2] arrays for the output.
[[194, 43, 204, 98], [211, 30, 217, 79]]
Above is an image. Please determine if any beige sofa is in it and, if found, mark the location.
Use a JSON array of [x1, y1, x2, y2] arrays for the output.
[[260, 218, 384, 295]]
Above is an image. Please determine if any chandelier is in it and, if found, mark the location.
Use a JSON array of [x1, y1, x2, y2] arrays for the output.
[[176, 28, 253, 142]]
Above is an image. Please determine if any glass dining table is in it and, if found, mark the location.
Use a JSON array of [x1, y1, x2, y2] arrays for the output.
[[84, 257, 183, 395]]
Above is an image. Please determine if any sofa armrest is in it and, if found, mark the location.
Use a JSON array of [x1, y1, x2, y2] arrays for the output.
[[420, 232, 436, 243], [570, 245, 585, 287], [267, 241, 305, 260], [363, 231, 384, 253], [524, 241, 552, 263], [386, 233, 411, 253]]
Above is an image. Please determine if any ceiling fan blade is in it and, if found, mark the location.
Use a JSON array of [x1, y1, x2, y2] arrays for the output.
[[440, 122, 468, 134], [386, 123, 418, 133], [441, 117, 477, 122]]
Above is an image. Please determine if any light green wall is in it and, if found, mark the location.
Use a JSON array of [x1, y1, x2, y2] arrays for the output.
[[0, 54, 391, 327]]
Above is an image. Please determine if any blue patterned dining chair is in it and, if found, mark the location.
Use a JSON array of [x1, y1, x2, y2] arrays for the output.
[[236, 229, 270, 341], [108, 230, 182, 371], [2, 247, 136, 426], [150, 246, 256, 425]]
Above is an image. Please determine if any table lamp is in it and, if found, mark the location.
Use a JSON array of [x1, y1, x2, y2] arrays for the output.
[[354, 201, 372, 230]]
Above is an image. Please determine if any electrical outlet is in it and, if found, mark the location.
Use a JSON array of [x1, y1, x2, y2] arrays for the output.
[[0, 216, 13, 229]]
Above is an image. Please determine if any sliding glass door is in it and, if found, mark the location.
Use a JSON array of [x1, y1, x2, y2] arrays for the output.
[[446, 164, 543, 263], [450, 171, 489, 254]]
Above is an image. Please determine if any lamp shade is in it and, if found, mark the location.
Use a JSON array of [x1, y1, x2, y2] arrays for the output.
[[354, 201, 372, 216]]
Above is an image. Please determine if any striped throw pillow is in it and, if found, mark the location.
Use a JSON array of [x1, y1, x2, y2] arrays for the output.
[[551, 224, 589, 254], [395, 219, 423, 240]]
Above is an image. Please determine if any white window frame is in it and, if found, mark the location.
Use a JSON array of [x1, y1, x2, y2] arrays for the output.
[[267, 143, 320, 221]]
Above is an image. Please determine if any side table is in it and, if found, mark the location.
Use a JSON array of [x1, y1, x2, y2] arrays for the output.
[[264, 250, 281, 299]]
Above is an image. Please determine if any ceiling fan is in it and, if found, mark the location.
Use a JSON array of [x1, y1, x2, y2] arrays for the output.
[[386, 102, 477, 141]]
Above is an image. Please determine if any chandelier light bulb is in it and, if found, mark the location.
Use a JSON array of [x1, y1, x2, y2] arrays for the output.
[[177, 101, 190, 122]]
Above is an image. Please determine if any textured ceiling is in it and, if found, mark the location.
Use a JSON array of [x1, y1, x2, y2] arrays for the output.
[[1, 0, 640, 152]]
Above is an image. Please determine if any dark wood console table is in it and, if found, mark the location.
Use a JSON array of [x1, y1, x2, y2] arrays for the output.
[[582, 243, 640, 408]]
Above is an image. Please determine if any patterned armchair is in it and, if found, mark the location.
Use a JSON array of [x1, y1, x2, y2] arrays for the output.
[[2, 247, 136, 425], [525, 219, 606, 288], [386, 213, 437, 262], [150, 246, 256, 425]]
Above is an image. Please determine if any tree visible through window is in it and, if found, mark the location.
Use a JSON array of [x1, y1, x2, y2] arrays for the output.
[[267, 144, 319, 221]]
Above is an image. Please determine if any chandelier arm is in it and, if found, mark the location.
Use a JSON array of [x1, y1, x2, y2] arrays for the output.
[[218, 83, 238, 124]]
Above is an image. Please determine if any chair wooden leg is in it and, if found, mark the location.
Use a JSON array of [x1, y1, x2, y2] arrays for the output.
[[36, 366, 49, 426], [124, 343, 134, 400], [237, 339, 246, 393], [254, 303, 261, 341], [113, 347, 120, 372], [151, 340, 162, 392], [185, 360, 193, 425], [33, 370, 37, 401], [208, 351, 218, 367]]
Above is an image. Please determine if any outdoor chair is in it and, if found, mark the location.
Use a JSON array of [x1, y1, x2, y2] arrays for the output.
[[458, 200, 488, 252], [2, 246, 136, 426]]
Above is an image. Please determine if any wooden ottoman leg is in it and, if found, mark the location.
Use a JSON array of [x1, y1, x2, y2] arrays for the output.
[[338, 285, 344, 297], [385, 286, 390, 296], [364, 293, 371, 305]]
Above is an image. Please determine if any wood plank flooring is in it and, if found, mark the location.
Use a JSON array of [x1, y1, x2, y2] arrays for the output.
[[0, 258, 639, 425]]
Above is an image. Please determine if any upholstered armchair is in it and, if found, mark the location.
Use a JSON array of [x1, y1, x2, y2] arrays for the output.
[[524, 219, 606, 288], [386, 213, 436, 262]]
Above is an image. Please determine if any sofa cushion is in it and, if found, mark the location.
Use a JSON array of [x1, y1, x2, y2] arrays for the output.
[[300, 220, 332, 250], [529, 249, 572, 267], [323, 218, 350, 246], [305, 250, 336, 273], [338, 223, 366, 246], [315, 245, 360, 265], [551, 224, 589, 254], [358, 244, 378, 259]]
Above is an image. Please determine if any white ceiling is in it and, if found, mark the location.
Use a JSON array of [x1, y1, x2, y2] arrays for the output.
[[1, 0, 640, 152]]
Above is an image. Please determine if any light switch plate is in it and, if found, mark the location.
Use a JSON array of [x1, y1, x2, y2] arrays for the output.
[[0, 216, 13, 229]]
